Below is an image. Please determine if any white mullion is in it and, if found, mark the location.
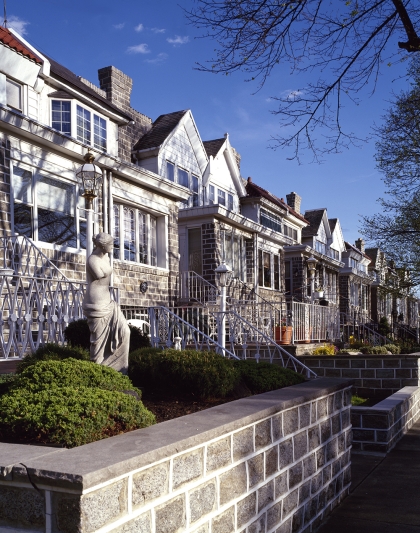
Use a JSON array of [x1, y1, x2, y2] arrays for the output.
[[120, 204, 124, 261], [146, 213, 151, 266], [33, 169, 38, 241], [135, 208, 139, 264]]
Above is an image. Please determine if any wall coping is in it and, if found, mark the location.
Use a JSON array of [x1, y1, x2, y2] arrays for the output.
[[299, 354, 420, 359], [353, 386, 419, 414], [0, 377, 351, 492]]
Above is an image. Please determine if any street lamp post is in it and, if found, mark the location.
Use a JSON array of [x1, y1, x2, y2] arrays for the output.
[[307, 256, 318, 304], [75, 151, 103, 259], [215, 260, 232, 355]]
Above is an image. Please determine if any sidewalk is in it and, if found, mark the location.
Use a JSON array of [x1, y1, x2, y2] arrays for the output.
[[317, 419, 420, 532]]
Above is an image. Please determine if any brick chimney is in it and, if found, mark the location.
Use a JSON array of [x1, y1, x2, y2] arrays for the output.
[[98, 66, 133, 112], [355, 238, 365, 253], [286, 192, 302, 214]]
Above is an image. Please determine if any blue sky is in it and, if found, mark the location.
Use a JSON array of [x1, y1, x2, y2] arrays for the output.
[[7, 0, 410, 244]]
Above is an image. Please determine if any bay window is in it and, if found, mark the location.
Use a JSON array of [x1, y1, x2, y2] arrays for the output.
[[258, 249, 282, 290], [52, 100, 71, 135], [12, 165, 85, 249]]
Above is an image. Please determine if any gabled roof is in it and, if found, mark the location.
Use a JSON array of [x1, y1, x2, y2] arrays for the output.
[[203, 138, 225, 158], [47, 56, 131, 121], [0, 26, 42, 64], [302, 209, 326, 237], [329, 218, 338, 233], [246, 179, 309, 223], [345, 241, 371, 262], [133, 110, 188, 151], [48, 90, 73, 99]]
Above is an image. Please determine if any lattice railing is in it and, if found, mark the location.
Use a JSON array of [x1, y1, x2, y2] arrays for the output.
[[0, 235, 71, 280]]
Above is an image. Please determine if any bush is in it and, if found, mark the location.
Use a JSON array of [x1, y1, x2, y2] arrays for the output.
[[378, 316, 391, 337], [13, 359, 141, 396], [17, 343, 90, 373], [360, 345, 389, 355], [337, 349, 351, 354], [312, 344, 336, 355], [0, 374, 15, 396], [65, 319, 151, 352], [383, 343, 401, 354], [129, 348, 240, 400], [351, 395, 368, 406], [64, 319, 91, 349], [234, 360, 305, 394], [0, 386, 155, 447]]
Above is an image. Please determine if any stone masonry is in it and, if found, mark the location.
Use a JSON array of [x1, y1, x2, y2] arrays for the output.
[[0, 378, 352, 533]]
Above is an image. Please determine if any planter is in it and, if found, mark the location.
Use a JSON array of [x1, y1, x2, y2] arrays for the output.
[[275, 325, 293, 345], [314, 291, 324, 299]]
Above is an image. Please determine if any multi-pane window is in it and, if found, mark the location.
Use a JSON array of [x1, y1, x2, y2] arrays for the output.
[[113, 204, 156, 266], [283, 224, 298, 241], [224, 232, 245, 280], [228, 194, 234, 211], [258, 249, 281, 289], [260, 209, 282, 233], [166, 161, 175, 182], [94, 115, 107, 150], [178, 168, 189, 188], [52, 100, 71, 135], [76, 105, 91, 145], [191, 175, 199, 207], [6, 78, 22, 111], [208, 185, 215, 204], [218, 189, 226, 206], [12, 165, 85, 249]]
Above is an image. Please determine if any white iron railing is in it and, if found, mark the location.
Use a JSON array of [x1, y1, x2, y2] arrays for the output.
[[148, 306, 237, 358], [0, 235, 71, 280], [292, 302, 340, 343], [179, 271, 220, 304]]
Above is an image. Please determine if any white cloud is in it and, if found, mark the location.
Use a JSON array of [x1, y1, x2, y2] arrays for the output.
[[281, 89, 305, 101], [7, 15, 29, 35], [145, 53, 168, 64], [167, 35, 189, 46], [152, 27, 166, 34], [113, 22, 125, 30], [126, 43, 151, 54], [134, 23, 144, 32]]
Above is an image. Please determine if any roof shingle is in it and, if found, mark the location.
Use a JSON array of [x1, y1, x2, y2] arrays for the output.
[[133, 110, 188, 151], [203, 138, 225, 158], [302, 209, 325, 237], [0, 26, 42, 64]]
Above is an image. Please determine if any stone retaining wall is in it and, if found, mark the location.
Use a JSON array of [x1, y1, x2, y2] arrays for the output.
[[298, 355, 420, 397], [352, 385, 420, 455], [0, 378, 352, 533]]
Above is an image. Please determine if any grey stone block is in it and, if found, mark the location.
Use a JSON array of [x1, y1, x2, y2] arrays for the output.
[[212, 505, 235, 533], [172, 448, 203, 490], [376, 369, 394, 378], [353, 429, 375, 441], [320, 419, 331, 443], [299, 404, 311, 429], [341, 369, 361, 378], [350, 359, 365, 369], [276, 516, 292, 533], [283, 488, 299, 516], [267, 503, 282, 530], [325, 368, 341, 378], [279, 438, 294, 469], [220, 463, 247, 505], [233, 426, 254, 461], [331, 414, 341, 435], [248, 512, 266, 533], [189, 480, 216, 523], [283, 407, 299, 436], [155, 495, 185, 533], [366, 359, 383, 368], [255, 418, 272, 449], [303, 453, 316, 479], [316, 446, 326, 469], [132, 463, 169, 507], [360, 369, 375, 378], [237, 492, 256, 528], [266, 446, 279, 478], [78, 479, 127, 532], [0, 486, 45, 530], [304, 495, 319, 523], [207, 437, 231, 472], [311, 472, 323, 494], [292, 506, 305, 532], [272, 413, 283, 441], [191, 523, 209, 533], [257, 480, 274, 512], [335, 359, 350, 368], [114, 512, 151, 533], [334, 391, 343, 411], [311, 401, 317, 424], [293, 430, 308, 460], [322, 464, 332, 486], [361, 414, 389, 429], [327, 438, 338, 462], [248, 452, 264, 488], [289, 461, 303, 489], [308, 426, 320, 449], [317, 398, 328, 419], [275, 472, 288, 498], [341, 408, 350, 430]]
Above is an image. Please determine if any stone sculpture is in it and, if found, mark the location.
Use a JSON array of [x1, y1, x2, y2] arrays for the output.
[[83, 233, 130, 373]]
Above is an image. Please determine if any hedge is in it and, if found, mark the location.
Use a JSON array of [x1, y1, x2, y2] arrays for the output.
[[16, 343, 90, 373], [234, 360, 305, 394]]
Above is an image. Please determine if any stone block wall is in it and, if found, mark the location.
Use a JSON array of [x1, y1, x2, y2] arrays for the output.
[[299, 355, 420, 398], [0, 378, 352, 533], [352, 385, 420, 454]]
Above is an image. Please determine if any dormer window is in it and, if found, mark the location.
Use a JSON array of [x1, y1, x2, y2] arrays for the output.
[[6, 78, 22, 111], [52, 100, 71, 135], [218, 189, 226, 206], [228, 193, 234, 211]]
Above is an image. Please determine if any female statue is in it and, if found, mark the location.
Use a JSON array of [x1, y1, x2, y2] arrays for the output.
[[83, 233, 130, 373]]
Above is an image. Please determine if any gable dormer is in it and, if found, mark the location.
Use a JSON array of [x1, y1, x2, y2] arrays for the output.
[[133, 109, 208, 208]]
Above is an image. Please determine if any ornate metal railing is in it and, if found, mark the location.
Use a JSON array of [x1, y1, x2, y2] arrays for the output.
[[212, 310, 316, 378], [0, 235, 71, 280], [292, 302, 340, 343], [339, 313, 391, 345], [148, 306, 238, 358], [179, 271, 220, 304]]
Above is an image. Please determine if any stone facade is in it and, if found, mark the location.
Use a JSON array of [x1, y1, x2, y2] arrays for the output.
[[0, 378, 352, 533], [299, 355, 420, 398], [352, 385, 420, 454]]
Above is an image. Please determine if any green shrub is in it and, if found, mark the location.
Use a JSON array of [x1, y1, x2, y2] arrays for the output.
[[378, 316, 391, 337], [234, 360, 305, 394], [65, 319, 151, 352], [312, 344, 336, 355], [337, 349, 351, 354], [0, 374, 15, 396], [129, 348, 240, 399], [383, 343, 401, 354], [0, 386, 155, 447], [14, 359, 141, 396], [351, 395, 368, 406], [360, 345, 389, 355], [17, 343, 90, 373], [64, 319, 91, 349]]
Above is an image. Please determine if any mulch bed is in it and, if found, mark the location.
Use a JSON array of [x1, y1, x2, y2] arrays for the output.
[[141, 396, 234, 423]]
